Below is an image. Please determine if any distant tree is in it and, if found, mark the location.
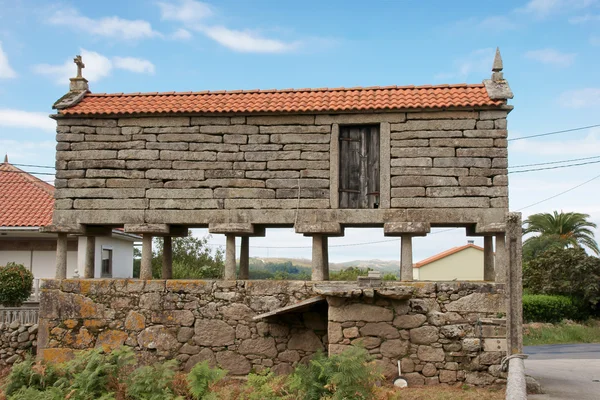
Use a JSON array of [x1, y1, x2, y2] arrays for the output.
[[523, 211, 599, 255], [330, 267, 370, 281], [150, 234, 224, 279]]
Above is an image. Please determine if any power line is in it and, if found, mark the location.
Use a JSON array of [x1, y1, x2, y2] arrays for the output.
[[10, 163, 55, 169], [0, 170, 56, 176], [508, 124, 600, 142], [509, 155, 600, 169], [508, 160, 600, 174], [516, 172, 600, 211]]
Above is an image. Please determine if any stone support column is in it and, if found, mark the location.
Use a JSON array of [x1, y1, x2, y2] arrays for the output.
[[239, 236, 250, 279], [400, 234, 413, 281], [311, 235, 327, 281], [55, 233, 68, 279], [322, 236, 329, 281], [84, 236, 95, 278], [495, 234, 507, 283], [483, 236, 495, 281], [224, 234, 237, 280], [140, 234, 153, 280], [162, 236, 173, 279], [506, 213, 524, 355]]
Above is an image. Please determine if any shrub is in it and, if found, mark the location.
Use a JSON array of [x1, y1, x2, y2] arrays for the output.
[[3, 356, 62, 396], [524, 247, 600, 315], [126, 360, 180, 400], [523, 294, 580, 323], [288, 346, 382, 400], [187, 361, 226, 400], [0, 263, 34, 307]]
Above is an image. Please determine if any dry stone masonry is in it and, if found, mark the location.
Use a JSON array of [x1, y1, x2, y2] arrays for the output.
[[0, 321, 38, 366], [38, 279, 506, 386]]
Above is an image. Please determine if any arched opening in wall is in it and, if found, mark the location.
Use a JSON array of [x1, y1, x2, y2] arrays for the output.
[[412, 228, 489, 281]]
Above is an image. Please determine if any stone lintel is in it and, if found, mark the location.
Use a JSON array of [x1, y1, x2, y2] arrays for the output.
[[40, 224, 85, 234], [466, 222, 506, 236], [209, 223, 255, 235], [384, 222, 430, 236], [296, 222, 342, 235], [124, 224, 189, 237]]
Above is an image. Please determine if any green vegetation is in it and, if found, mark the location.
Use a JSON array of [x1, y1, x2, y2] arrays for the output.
[[524, 321, 600, 346], [523, 211, 599, 260], [248, 260, 311, 280], [0, 263, 34, 307], [523, 294, 581, 323]]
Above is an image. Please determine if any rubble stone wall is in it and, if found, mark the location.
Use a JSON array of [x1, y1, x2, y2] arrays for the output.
[[326, 282, 508, 386], [38, 279, 507, 386], [51, 110, 508, 225], [0, 321, 38, 366], [38, 279, 325, 375]]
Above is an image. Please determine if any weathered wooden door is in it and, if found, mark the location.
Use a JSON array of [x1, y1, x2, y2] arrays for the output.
[[339, 125, 380, 208]]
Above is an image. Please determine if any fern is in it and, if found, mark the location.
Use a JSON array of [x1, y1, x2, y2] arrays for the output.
[[187, 361, 226, 400], [7, 386, 66, 400], [241, 369, 289, 400], [126, 360, 182, 400], [3, 356, 63, 396]]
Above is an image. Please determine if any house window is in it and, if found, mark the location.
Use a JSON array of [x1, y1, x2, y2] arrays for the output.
[[338, 125, 380, 208], [101, 249, 112, 277]]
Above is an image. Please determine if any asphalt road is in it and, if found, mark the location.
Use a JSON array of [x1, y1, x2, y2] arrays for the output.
[[525, 344, 600, 400]]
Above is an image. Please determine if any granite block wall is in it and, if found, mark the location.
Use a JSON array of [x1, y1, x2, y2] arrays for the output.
[[0, 321, 38, 366]]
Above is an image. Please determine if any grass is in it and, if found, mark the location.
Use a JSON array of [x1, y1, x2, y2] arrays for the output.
[[524, 320, 600, 346]]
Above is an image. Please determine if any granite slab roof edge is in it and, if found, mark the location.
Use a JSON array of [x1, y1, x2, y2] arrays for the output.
[[52, 82, 511, 117]]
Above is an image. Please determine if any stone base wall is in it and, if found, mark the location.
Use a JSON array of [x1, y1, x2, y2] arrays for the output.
[[0, 321, 38, 366], [38, 279, 324, 375], [326, 282, 507, 386], [38, 279, 507, 386]]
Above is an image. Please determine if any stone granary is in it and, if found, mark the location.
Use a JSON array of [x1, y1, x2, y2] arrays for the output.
[[37, 51, 524, 386], [46, 49, 513, 283]]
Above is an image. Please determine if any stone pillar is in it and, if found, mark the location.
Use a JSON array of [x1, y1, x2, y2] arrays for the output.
[[84, 236, 95, 278], [239, 236, 250, 279], [495, 234, 507, 283], [506, 213, 524, 355], [140, 234, 153, 280], [55, 233, 68, 279], [400, 234, 413, 281], [224, 234, 237, 280], [322, 236, 329, 281], [162, 236, 173, 279], [312, 235, 327, 281], [483, 236, 495, 281]]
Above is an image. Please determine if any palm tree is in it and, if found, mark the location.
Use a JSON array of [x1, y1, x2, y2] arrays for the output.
[[523, 211, 599, 255]]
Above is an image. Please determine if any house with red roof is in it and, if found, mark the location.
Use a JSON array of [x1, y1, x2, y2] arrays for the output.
[[413, 242, 486, 281], [0, 157, 139, 280]]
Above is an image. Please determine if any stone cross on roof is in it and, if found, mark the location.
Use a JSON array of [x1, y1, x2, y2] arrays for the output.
[[74, 55, 85, 78], [492, 47, 504, 82]]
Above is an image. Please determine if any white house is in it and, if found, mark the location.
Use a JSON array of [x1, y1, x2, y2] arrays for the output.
[[0, 158, 139, 280], [413, 242, 485, 281]]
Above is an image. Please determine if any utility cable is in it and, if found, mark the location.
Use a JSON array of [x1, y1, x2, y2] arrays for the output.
[[508, 160, 600, 174], [509, 155, 600, 169], [507, 124, 600, 142]]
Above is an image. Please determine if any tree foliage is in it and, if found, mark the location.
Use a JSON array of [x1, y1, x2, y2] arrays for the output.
[[0, 263, 34, 307], [523, 211, 599, 255], [523, 247, 600, 313]]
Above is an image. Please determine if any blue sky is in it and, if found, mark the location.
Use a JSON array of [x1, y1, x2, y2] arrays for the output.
[[1, 0, 600, 263]]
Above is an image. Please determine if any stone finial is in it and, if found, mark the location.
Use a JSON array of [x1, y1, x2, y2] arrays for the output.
[[492, 47, 504, 82], [69, 54, 89, 92], [3, 154, 7, 163]]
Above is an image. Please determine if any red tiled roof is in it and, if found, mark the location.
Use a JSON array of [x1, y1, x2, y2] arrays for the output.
[[58, 84, 504, 116], [0, 162, 55, 227], [413, 244, 483, 268]]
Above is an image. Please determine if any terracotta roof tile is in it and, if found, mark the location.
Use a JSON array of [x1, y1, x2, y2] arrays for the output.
[[0, 163, 55, 227], [58, 84, 504, 116], [413, 244, 484, 268]]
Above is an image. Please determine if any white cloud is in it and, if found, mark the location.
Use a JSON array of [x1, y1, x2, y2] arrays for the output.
[[201, 26, 300, 53], [591, 36, 600, 46], [517, 0, 595, 18], [158, 0, 213, 24], [113, 57, 155, 74], [48, 7, 159, 40], [524, 48, 576, 67], [0, 109, 55, 132], [0, 41, 16, 79], [477, 15, 518, 31], [170, 28, 192, 40], [434, 48, 494, 81], [33, 49, 155, 85], [510, 128, 600, 156], [569, 13, 600, 23], [559, 88, 600, 108]]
